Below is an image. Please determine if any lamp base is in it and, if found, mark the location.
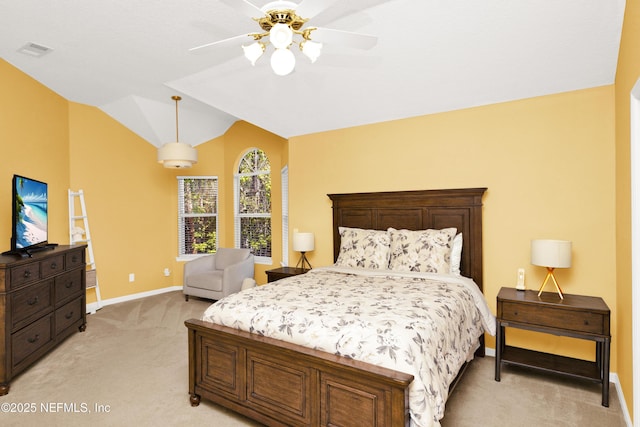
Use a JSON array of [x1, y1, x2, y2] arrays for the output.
[[295, 252, 312, 270], [537, 267, 564, 299]]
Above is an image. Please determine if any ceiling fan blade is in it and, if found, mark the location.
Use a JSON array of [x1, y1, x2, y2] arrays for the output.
[[296, 0, 341, 19], [220, 0, 264, 19], [310, 27, 378, 50], [189, 34, 254, 54]]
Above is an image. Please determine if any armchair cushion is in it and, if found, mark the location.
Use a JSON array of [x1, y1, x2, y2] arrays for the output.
[[215, 247, 251, 270], [183, 248, 254, 301]]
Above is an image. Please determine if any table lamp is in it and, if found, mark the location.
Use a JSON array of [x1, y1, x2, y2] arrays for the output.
[[531, 239, 572, 299], [293, 232, 314, 270]]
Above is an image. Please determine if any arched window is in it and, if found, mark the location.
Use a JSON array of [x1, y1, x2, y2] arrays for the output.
[[234, 148, 271, 262]]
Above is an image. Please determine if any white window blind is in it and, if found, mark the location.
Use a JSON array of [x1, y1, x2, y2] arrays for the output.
[[281, 165, 289, 266], [234, 149, 272, 264], [178, 176, 218, 257]]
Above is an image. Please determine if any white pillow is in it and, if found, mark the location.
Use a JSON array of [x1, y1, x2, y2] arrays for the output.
[[335, 227, 391, 270], [450, 233, 463, 275], [388, 227, 457, 274]]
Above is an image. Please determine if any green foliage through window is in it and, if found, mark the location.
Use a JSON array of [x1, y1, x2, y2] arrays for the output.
[[178, 177, 218, 255], [236, 149, 271, 258]]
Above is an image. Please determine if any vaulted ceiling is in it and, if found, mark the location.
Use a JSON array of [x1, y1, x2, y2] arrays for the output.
[[0, 0, 626, 147]]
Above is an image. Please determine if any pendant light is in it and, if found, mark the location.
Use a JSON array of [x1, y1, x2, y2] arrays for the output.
[[157, 96, 197, 168]]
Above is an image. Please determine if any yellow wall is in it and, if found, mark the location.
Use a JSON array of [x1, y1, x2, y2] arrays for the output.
[[68, 102, 180, 301], [0, 60, 70, 248], [614, 0, 640, 419], [289, 86, 617, 365]]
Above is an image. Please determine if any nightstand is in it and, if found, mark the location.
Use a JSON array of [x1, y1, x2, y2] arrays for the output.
[[495, 287, 611, 407], [265, 267, 310, 283]]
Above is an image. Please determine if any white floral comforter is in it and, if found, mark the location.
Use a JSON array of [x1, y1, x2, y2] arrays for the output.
[[202, 266, 495, 427]]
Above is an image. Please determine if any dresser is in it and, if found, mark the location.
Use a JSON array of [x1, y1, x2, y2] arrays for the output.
[[0, 245, 87, 395], [495, 287, 611, 406]]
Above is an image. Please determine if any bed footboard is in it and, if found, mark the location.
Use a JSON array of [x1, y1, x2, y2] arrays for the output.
[[186, 319, 413, 427]]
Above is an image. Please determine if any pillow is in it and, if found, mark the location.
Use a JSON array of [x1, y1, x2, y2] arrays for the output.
[[335, 227, 391, 270], [450, 233, 463, 275], [388, 227, 457, 274]]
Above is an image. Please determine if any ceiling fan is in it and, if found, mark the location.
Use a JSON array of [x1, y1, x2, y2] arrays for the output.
[[189, 0, 378, 76]]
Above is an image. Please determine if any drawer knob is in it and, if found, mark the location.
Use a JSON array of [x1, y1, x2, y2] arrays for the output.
[[27, 334, 40, 344], [65, 281, 74, 289], [513, 311, 518, 316], [584, 320, 590, 325], [23, 270, 31, 278], [50, 262, 57, 269], [65, 311, 74, 320], [27, 296, 39, 306], [71, 255, 78, 262]]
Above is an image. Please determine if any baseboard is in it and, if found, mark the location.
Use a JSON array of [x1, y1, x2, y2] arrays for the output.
[[86, 285, 183, 314], [486, 347, 632, 427]]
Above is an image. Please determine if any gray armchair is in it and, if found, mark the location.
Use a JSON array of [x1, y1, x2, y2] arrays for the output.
[[183, 248, 255, 301]]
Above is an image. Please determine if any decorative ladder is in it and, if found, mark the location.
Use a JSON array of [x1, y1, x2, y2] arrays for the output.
[[68, 189, 102, 313]]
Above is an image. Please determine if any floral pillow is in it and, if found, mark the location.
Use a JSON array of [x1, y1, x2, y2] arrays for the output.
[[335, 227, 391, 270], [388, 227, 457, 274]]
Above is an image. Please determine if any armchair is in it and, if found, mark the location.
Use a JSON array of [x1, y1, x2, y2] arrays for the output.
[[183, 248, 254, 301]]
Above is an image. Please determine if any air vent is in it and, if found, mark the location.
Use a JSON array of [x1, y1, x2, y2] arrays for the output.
[[17, 42, 53, 57]]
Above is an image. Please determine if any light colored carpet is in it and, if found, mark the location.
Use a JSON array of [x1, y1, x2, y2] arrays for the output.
[[0, 291, 627, 427]]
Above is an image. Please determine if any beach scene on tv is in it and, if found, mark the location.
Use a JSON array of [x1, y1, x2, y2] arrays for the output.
[[14, 177, 48, 249]]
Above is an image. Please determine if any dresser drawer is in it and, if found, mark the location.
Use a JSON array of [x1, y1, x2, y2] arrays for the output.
[[501, 301, 605, 335], [10, 263, 40, 289], [11, 280, 54, 330], [55, 269, 83, 304], [12, 314, 54, 368], [65, 250, 85, 270], [55, 297, 83, 336], [41, 255, 65, 279]]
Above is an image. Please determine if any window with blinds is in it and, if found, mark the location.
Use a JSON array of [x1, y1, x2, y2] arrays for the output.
[[234, 148, 271, 263], [281, 165, 289, 266], [178, 176, 218, 257]]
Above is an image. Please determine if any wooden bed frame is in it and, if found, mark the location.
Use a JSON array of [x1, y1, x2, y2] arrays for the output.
[[185, 188, 487, 427]]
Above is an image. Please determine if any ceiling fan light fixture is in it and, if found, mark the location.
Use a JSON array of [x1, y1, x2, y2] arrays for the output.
[[270, 23, 293, 49], [243, 42, 265, 65], [270, 48, 295, 76], [300, 40, 322, 63]]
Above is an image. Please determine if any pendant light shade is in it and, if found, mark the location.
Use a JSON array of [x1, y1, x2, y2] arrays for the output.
[[157, 96, 197, 169]]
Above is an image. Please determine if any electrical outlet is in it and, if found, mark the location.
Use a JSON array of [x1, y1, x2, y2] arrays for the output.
[[129, 273, 135, 282], [163, 268, 170, 277]]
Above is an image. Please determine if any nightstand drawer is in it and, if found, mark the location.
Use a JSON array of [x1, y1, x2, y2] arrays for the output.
[[501, 301, 605, 335]]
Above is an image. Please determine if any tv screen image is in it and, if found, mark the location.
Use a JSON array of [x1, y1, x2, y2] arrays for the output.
[[13, 175, 48, 250]]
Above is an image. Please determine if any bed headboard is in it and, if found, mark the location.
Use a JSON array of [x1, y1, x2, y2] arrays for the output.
[[327, 188, 487, 291]]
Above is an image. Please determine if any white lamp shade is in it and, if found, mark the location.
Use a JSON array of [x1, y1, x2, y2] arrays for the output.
[[242, 42, 265, 66], [301, 40, 322, 63], [269, 23, 293, 49], [531, 239, 572, 268], [293, 232, 314, 252], [270, 48, 296, 76], [157, 142, 197, 169]]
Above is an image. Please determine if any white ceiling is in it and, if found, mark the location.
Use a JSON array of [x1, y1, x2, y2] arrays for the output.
[[0, 0, 626, 147]]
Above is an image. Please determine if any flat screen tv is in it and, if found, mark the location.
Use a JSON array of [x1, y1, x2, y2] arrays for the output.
[[11, 174, 49, 251]]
